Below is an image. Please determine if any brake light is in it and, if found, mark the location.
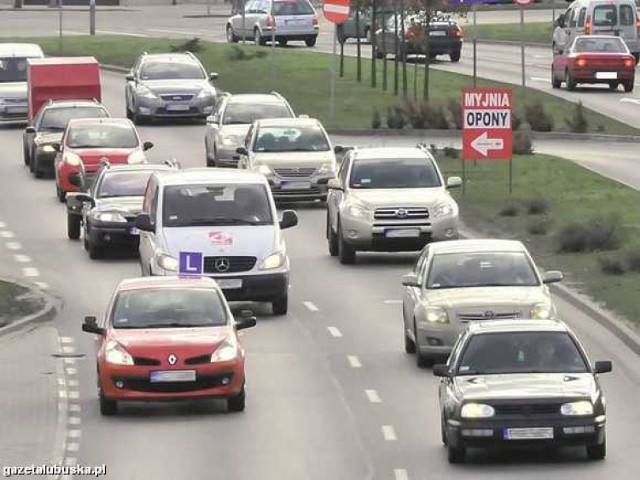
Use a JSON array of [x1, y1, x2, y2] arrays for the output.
[[576, 57, 587, 67], [312, 15, 318, 26], [266, 15, 275, 27], [625, 58, 634, 67], [405, 27, 416, 39], [450, 26, 463, 37], [585, 15, 591, 34]]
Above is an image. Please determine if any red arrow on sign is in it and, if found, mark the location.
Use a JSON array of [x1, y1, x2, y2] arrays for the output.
[[471, 132, 504, 156]]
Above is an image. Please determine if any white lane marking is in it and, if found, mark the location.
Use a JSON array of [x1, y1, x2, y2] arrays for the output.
[[0, 222, 5, 228], [13, 254, 31, 263], [5, 242, 22, 250], [394, 469, 409, 480], [58, 390, 67, 399], [68, 391, 80, 400], [347, 355, 362, 368], [365, 389, 382, 403], [530, 76, 549, 82], [97, 29, 149, 37], [59, 337, 75, 344], [63, 359, 76, 365], [327, 326, 343, 338], [57, 378, 65, 386], [147, 28, 206, 35], [0, 231, 15, 238], [382, 425, 397, 441], [66, 368, 77, 375], [34, 281, 49, 290], [68, 379, 79, 387], [67, 442, 80, 452], [68, 416, 81, 425], [69, 404, 81, 413], [65, 457, 77, 466], [23, 267, 39, 277], [303, 301, 319, 312], [61, 346, 75, 354], [68, 430, 82, 439], [383, 300, 403, 305], [620, 97, 640, 105]]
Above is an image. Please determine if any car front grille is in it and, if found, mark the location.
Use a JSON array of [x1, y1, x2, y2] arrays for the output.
[[132, 356, 161, 366], [491, 403, 563, 416], [457, 312, 521, 322], [374, 207, 429, 220], [159, 94, 194, 101], [274, 167, 317, 178], [203, 256, 257, 273], [112, 373, 234, 393], [185, 354, 212, 366]]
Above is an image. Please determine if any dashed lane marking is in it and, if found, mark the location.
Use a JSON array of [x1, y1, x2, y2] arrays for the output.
[[23, 267, 39, 277], [69, 404, 81, 413], [68, 379, 79, 387], [61, 346, 75, 354], [14, 254, 31, 263], [383, 300, 403, 305], [63, 359, 76, 365], [34, 281, 49, 290], [0, 221, 5, 228], [303, 301, 320, 312], [68, 430, 81, 439], [0, 230, 15, 238], [382, 425, 397, 441], [58, 390, 67, 399], [65, 367, 77, 375], [365, 389, 382, 403], [68, 417, 81, 426], [394, 469, 409, 480], [64, 457, 77, 466], [5, 242, 21, 250], [67, 442, 80, 452], [68, 391, 80, 400], [347, 355, 362, 368], [59, 337, 75, 344], [327, 326, 343, 338]]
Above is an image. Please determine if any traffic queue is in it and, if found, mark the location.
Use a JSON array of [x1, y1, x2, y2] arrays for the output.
[[0, 42, 613, 464]]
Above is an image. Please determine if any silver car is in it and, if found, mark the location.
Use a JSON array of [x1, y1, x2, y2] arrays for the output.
[[0, 43, 44, 124], [205, 92, 295, 168], [326, 146, 461, 265], [236, 117, 337, 202], [401, 239, 564, 367], [125, 52, 218, 124], [226, 0, 319, 47]]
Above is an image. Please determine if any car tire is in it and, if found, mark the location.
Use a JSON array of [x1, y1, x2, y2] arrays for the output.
[[376, 50, 384, 59], [132, 110, 145, 126], [67, 213, 81, 240], [272, 293, 288, 315], [99, 391, 117, 416], [83, 230, 89, 251], [56, 183, 66, 203], [33, 155, 44, 178], [305, 36, 317, 47], [447, 445, 466, 464], [404, 329, 416, 354], [226, 25, 238, 43], [227, 386, 246, 412], [327, 213, 338, 256], [624, 80, 634, 93], [587, 435, 606, 460], [206, 143, 216, 167], [125, 104, 133, 120], [551, 69, 562, 89], [23, 141, 30, 166], [566, 69, 577, 91], [609, 81, 619, 91], [441, 415, 448, 446], [634, 52, 639, 65], [337, 224, 356, 265], [416, 351, 433, 368], [449, 50, 461, 63]]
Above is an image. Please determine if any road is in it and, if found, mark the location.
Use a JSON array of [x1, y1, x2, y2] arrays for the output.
[[1, 69, 640, 479]]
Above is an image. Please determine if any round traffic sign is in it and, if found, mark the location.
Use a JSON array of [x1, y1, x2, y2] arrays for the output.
[[323, 0, 350, 24]]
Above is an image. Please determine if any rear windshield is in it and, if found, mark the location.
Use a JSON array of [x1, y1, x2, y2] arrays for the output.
[[0, 57, 29, 83], [40, 107, 109, 131], [140, 61, 205, 80], [593, 5, 617, 27], [254, 125, 329, 152], [350, 158, 441, 189], [273, 0, 314, 16], [574, 37, 626, 53], [223, 102, 292, 125], [67, 124, 138, 149], [620, 5, 635, 26], [97, 171, 154, 198]]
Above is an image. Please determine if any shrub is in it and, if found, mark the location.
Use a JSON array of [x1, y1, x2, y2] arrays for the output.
[[524, 197, 551, 215], [386, 105, 407, 129], [598, 255, 626, 275], [512, 130, 533, 155], [447, 98, 462, 129], [405, 101, 426, 129], [512, 111, 522, 131], [624, 248, 640, 272], [527, 217, 550, 235], [525, 101, 554, 132], [442, 146, 458, 158], [171, 37, 204, 53], [371, 108, 381, 129], [422, 102, 449, 130], [556, 218, 622, 253], [227, 45, 267, 61], [565, 101, 589, 133], [499, 203, 519, 217]]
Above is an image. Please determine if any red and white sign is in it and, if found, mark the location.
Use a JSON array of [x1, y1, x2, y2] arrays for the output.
[[462, 88, 512, 160], [323, 0, 350, 24], [208, 231, 233, 246]]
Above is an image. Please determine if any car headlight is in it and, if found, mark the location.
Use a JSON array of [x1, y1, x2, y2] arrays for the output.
[[92, 211, 127, 223], [260, 251, 286, 270], [220, 135, 237, 147], [318, 162, 336, 175], [63, 151, 82, 167], [561, 401, 594, 416], [347, 203, 370, 218], [137, 85, 158, 99], [257, 164, 273, 176], [461, 403, 495, 419], [105, 340, 134, 365], [422, 306, 449, 324], [531, 302, 553, 319], [210, 335, 238, 362], [432, 201, 457, 218], [40, 145, 56, 153], [197, 89, 215, 100], [127, 150, 146, 165], [156, 253, 179, 272]]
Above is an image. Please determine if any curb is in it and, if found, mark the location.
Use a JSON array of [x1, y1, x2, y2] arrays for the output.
[[0, 278, 59, 338], [475, 39, 550, 48]]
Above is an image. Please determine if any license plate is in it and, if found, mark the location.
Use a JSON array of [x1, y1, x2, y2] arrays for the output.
[[429, 31, 447, 36], [129, 227, 139, 235], [166, 104, 190, 112], [216, 278, 243, 289], [281, 181, 311, 190], [596, 71, 617, 79], [150, 370, 196, 383], [504, 427, 554, 440], [6, 106, 27, 114], [385, 228, 420, 238]]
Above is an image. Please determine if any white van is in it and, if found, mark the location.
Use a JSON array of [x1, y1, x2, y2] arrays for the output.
[[0, 43, 44, 123], [553, 0, 640, 61], [135, 168, 298, 315]]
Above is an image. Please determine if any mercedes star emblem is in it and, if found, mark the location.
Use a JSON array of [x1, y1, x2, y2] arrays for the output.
[[168, 354, 178, 365], [214, 257, 231, 273]]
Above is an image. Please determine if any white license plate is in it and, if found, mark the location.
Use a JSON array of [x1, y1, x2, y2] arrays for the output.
[[6, 106, 27, 114], [504, 427, 554, 440], [385, 228, 420, 238], [281, 181, 311, 190], [596, 71, 617, 80], [429, 31, 447, 36], [216, 278, 243, 289], [150, 370, 196, 383], [129, 227, 139, 235], [166, 104, 190, 111]]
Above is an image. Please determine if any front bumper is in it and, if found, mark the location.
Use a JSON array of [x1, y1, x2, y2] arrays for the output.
[[33, 147, 57, 170], [88, 220, 140, 248], [0, 101, 28, 123], [136, 95, 215, 119], [267, 175, 333, 201], [416, 321, 459, 356]]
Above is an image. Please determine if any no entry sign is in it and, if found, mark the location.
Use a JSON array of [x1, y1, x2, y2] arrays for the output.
[[323, 0, 350, 24], [462, 88, 513, 160]]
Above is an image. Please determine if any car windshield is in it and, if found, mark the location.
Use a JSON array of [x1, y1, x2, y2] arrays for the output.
[[163, 183, 273, 227], [140, 61, 205, 80], [426, 251, 539, 289], [67, 124, 138, 149], [111, 288, 228, 329], [457, 332, 589, 375], [350, 158, 441, 189], [39, 107, 109, 131], [574, 37, 626, 53], [0, 56, 30, 83], [223, 103, 292, 125], [272, 0, 314, 16], [253, 125, 329, 152], [97, 171, 154, 198]]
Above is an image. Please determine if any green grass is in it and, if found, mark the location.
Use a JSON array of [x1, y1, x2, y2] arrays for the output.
[[0, 280, 43, 327], [472, 22, 553, 44], [6, 35, 639, 135], [434, 151, 640, 328]]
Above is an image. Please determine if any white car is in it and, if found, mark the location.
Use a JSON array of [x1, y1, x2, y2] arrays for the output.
[[401, 239, 564, 367], [135, 168, 298, 315], [0, 43, 44, 124]]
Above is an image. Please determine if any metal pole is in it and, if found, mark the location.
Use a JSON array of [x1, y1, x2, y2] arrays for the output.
[[520, 6, 526, 100], [89, 0, 96, 36], [509, 157, 513, 194], [242, 0, 246, 44], [340, 40, 344, 77], [330, 24, 337, 125], [461, 157, 466, 195], [58, 1, 63, 54], [207, 0, 211, 16], [473, 3, 477, 87]]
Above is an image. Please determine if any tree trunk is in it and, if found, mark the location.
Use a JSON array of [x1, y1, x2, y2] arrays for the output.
[[356, 3, 362, 82], [382, 3, 388, 91], [423, 6, 431, 101], [371, 0, 377, 88], [400, 0, 407, 98], [393, 1, 399, 96]]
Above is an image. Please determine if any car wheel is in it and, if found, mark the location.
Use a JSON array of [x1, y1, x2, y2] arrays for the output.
[[404, 328, 416, 354], [587, 435, 606, 460], [227, 385, 246, 412], [23, 141, 30, 166], [99, 390, 117, 416], [272, 292, 288, 315], [305, 36, 317, 47], [624, 80, 634, 93], [608, 81, 619, 91], [132, 109, 145, 126], [337, 224, 356, 265], [226, 25, 238, 43], [56, 183, 66, 203], [566, 69, 577, 91], [551, 68, 562, 89], [33, 155, 44, 178], [416, 350, 433, 368], [125, 104, 133, 120], [634, 53, 639, 65], [441, 415, 448, 446], [67, 213, 81, 240], [83, 230, 89, 251], [449, 50, 461, 63], [327, 213, 338, 256], [447, 445, 466, 464]]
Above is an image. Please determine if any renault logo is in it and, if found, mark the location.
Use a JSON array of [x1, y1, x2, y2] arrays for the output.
[[214, 257, 231, 272], [395, 208, 408, 219], [168, 354, 178, 365], [483, 310, 496, 319]]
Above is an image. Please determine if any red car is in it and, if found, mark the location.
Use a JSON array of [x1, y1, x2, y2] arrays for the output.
[[552, 35, 635, 92], [81, 276, 256, 415], [53, 117, 153, 202]]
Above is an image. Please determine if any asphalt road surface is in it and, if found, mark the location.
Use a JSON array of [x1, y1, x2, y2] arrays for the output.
[[1, 70, 640, 479]]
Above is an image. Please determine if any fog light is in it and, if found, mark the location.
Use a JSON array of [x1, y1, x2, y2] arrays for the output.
[[221, 377, 230, 385], [462, 429, 493, 437], [427, 337, 442, 346], [104, 234, 111, 242], [115, 381, 124, 389]]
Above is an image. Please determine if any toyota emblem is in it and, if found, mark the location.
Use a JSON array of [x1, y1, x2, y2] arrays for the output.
[[168, 354, 178, 365], [483, 310, 496, 319], [395, 208, 408, 219], [214, 257, 231, 272]]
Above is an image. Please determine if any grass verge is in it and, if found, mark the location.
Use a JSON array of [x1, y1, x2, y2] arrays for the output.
[[472, 22, 552, 44], [5, 35, 638, 135], [0, 280, 44, 328], [433, 150, 640, 329]]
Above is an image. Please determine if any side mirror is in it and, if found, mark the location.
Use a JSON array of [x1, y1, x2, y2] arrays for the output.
[[279, 209, 298, 230], [433, 364, 450, 377], [298, 114, 310, 119], [334, 145, 345, 154], [236, 146, 248, 156], [25, 126, 36, 134], [51, 142, 61, 152], [82, 316, 104, 335], [74, 192, 95, 207], [143, 141, 154, 151], [446, 176, 462, 189], [209, 72, 219, 80], [125, 73, 135, 82], [235, 310, 257, 330], [135, 213, 155, 232], [327, 178, 343, 191], [401, 272, 420, 287], [542, 270, 564, 284], [594, 360, 612, 374]]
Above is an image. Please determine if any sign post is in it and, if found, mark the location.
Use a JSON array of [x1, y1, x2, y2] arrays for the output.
[[323, 0, 350, 125], [514, 0, 533, 99]]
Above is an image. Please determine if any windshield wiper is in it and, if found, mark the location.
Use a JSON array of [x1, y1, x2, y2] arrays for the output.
[[131, 322, 211, 329]]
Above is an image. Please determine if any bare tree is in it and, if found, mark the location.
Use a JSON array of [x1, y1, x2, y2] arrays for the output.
[[400, 0, 407, 97], [393, 0, 399, 96], [371, 0, 377, 88]]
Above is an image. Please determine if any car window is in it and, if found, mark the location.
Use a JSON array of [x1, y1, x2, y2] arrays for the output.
[[223, 102, 292, 125], [253, 125, 329, 152], [252, 0, 269, 13], [0, 56, 31, 83], [578, 7, 586, 27], [457, 332, 589, 375], [244, 124, 254, 146], [139, 61, 205, 80], [97, 171, 154, 198], [350, 158, 441, 189], [162, 183, 274, 227], [111, 288, 228, 329], [426, 251, 540, 289], [593, 5, 617, 27], [569, 8, 578, 28], [574, 37, 626, 53], [67, 124, 138, 149], [620, 5, 634, 26], [272, 0, 314, 16], [415, 247, 430, 283], [39, 107, 108, 131]]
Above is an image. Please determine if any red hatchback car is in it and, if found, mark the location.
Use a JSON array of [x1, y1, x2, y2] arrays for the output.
[[552, 35, 636, 92], [81, 276, 256, 415], [53, 117, 154, 202]]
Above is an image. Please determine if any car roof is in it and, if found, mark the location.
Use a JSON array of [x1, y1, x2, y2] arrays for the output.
[[141, 52, 199, 63], [227, 93, 286, 104], [0, 43, 44, 57], [351, 147, 432, 160], [101, 163, 174, 173], [155, 168, 267, 187], [255, 117, 321, 127], [467, 319, 570, 335], [66, 117, 134, 127], [116, 275, 220, 292], [44, 100, 106, 110], [429, 238, 527, 255]]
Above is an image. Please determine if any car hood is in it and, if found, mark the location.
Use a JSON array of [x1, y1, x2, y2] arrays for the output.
[[71, 147, 138, 166], [161, 225, 279, 260], [454, 373, 598, 401], [34, 131, 63, 145], [0, 82, 26, 99], [350, 188, 450, 208], [94, 196, 143, 214], [218, 124, 251, 139], [424, 286, 548, 308], [141, 79, 209, 95], [253, 150, 335, 167]]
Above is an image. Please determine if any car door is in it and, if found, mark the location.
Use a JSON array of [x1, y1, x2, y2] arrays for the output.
[[126, 56, 143, 111], [403, 246, 429, 336], [236, 0, 255, 37]]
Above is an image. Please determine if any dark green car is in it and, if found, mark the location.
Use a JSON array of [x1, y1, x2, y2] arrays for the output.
[[336, 5, 395, 44]]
